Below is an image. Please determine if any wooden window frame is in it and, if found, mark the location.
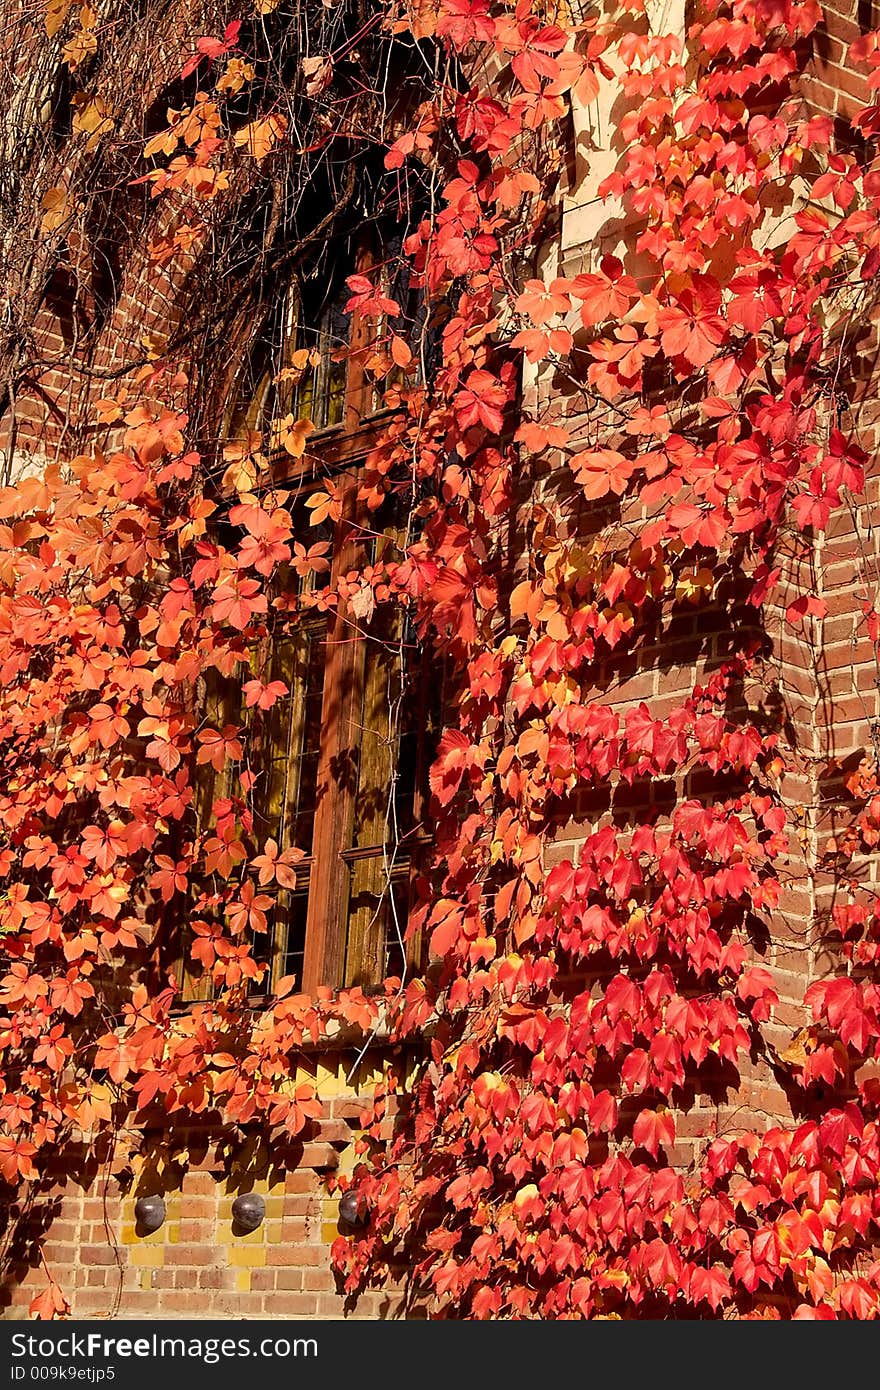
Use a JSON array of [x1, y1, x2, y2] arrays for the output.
[[269, 227, 433, 994], [273, 446, 430, 997], [185, 228, 433, 1002]]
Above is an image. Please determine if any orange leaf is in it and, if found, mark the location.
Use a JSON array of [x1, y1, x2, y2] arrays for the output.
[[569, 448, 634, 500], [390, 335, 413, 368], [278, 415, 315, 458], [234, 113, 288, 160]]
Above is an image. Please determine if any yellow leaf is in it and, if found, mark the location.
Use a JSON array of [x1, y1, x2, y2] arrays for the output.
[[94, 398, 124, 425], [40, 186, 69, 234], [780, 1027, 818, 1067], [45, 0, 70, 37], [72, 94, 113, 146], [223, 432, 263, 462], [305, 487, 341, 526], [233, 112, 288, 160], [675, 566, 714, 603], [517, 726, 547, 758], [63, 27, 97, 69], [140, 332, 166, 359], [274, 349, 319, 386], [509, 580, 535, 619], [513, 1183, 539, 1214], [222, 457, 258, 494], [221, 434, 264, 491], [144, 126, 179, 159], [278, 415, 315, 458], [216, 57, 254, 94]]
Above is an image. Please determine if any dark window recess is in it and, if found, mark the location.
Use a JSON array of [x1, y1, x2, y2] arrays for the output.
[[182, 221, 444, 998], [267, 887, 309, 990], [225, 244, 354, 441], [252, 622, 326, 856], [371, 232, 443, 404], [289, 275, 351, 431]]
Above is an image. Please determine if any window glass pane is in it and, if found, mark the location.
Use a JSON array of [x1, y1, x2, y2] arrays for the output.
[[179, 940, 214, 1004], [341, 506, 435, 987], [382, 873, 409, 982], [352, 615, 399, 849], [369, 231, 442, 409], [350, 534, 425, 851], [266, 887, 309, 992], [290, 276, 350, 431], [253, 501, 332, 856], [282, 890, 309, 984], [224, 260, 354, 442], [225, 283, 299, 441], [253, 622, 326, 856], [193, 665, 242, 828]]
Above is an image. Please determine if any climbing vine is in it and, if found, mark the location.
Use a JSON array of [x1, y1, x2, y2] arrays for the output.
[[3, 0, 880, 1319]]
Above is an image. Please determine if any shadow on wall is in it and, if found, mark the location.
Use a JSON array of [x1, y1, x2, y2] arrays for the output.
[[0, 1098, 427, 1319]]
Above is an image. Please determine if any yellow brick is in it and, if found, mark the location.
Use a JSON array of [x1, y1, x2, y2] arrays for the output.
[[335, 1149, 356, 1178], [315, 1059, 344, 1095], [135, 1224, 165, 1245], [235, 1270, 252, 1293], [139, 1271, 154, 1291], [120, 1225, 137, 1245], [227, 1245, 267, 1268], [294, 1058, 318, 1087], [348, 1059, 383, 1091], [265, 1223, 284, 1245], [129, 1244, 165, 1268], [222, 1220, 264, 1245], [321, 1222, 339, 1246]]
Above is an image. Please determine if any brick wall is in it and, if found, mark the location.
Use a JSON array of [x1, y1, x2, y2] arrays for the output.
[[0, 1054, 408, 1320], [523, 0, 880, 1184], [799, 0, 877, 123], [3, 0, 880, 1323]]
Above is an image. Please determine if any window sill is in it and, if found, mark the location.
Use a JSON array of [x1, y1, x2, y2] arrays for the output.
[[268, 409, 404, 480], [167, 990, 423, 1050]]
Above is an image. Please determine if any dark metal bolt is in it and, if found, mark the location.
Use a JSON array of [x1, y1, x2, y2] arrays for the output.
[[134, 1194, 166, 1234], [338, 1190, 368, 1228], [231, 1192, 265, 1233]]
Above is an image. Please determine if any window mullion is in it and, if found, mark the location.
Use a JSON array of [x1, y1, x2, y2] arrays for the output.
[[301, 474, 368, 992]]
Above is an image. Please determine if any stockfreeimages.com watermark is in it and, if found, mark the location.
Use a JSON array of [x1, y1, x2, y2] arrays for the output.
[[10, 1332, 316, 1377]]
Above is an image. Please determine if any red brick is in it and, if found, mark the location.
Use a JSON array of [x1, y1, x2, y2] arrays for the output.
[[166, 1245, 215, 1266], [264, 1293, 320, 1316], [79, 1245, 120, 1266]]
